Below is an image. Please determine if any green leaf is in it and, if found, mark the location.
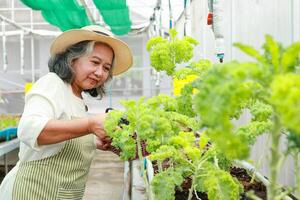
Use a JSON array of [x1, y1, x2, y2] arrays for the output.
[[195, 163, 240, 200], [151, 168, 184, 200], [234, 43, 266, 63], [281, 41, 300, 72], [263, 35, 280, 72], [287, 131, 300, 153], [270, 74, 300, 134]]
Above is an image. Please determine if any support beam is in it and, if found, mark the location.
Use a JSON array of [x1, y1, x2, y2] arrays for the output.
[[0, 14, 30, 34], [78, 0, 96, 24], [1, 20, 8, 72]]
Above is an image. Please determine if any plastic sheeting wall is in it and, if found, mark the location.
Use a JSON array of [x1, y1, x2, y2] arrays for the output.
[[176, 0, 300, 63]]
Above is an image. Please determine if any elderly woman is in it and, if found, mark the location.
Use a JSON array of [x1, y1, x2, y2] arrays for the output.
[[0, 25, 132, 199]]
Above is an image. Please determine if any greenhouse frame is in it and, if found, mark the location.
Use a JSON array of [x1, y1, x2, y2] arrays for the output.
[[0, 0, 300, 199]]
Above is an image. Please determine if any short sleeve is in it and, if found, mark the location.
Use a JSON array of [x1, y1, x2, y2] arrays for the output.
[[17, 73, 66, 151]]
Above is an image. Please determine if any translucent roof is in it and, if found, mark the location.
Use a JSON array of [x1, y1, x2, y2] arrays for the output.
[[1, 0, 186, 35]]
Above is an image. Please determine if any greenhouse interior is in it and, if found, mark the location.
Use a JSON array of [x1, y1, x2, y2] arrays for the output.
[[0, 0, 300, 199]]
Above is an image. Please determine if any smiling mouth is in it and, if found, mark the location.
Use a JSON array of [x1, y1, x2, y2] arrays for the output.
[[89, 78, 99, 85]]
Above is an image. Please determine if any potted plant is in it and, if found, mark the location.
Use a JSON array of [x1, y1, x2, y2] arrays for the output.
[[104, 30, 300, 200], [193, 35, 300, 199]]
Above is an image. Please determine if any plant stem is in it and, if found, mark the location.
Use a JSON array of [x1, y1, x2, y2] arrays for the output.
[[157, 160, 163, 173], [251, 133, 271, 184], [187, 174, 196, 200], [187, 158, 207, 200], [246, 191, 262, 200], [294, 153, 300, 197], [275, 189, 292, 200], [136, 132, 153, 200], [268, 115, 281, 200]]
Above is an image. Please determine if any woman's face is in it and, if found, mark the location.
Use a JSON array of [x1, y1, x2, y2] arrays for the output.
[[71, 43, 114, 94]]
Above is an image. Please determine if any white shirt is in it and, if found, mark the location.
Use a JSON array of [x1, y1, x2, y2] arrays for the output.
[[0, 72, 90, 200]]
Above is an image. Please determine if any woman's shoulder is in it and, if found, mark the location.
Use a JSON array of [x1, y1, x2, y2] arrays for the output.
[[26, 72, 68, 99], [37, 72, 64, 84], [32, 72, 67, 90]]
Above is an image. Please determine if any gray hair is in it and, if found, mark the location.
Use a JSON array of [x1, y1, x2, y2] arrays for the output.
[[48, 40, 114, 98]]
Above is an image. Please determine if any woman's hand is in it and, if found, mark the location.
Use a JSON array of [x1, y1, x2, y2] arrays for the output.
[[95, 136, 121, 156], [88, 113, 108, 139], [95, 136, 112, 150]]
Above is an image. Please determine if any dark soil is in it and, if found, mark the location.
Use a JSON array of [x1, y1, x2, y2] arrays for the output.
[[175, 177, 208, 200], [152, 161, 267, 200], [230, 167, 267, 199], [174, 167, 267, 200]]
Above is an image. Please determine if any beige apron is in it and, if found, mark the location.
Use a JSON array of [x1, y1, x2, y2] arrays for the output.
[[12, 133, 96, 200]]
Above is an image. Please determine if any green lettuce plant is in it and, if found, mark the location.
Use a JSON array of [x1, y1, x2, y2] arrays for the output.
[[105, 95, 241, 200], [105, 30, 300, 200], [104, 94, 203, 199], [105, 29, 243, 200], [193, 35, 300, 199]]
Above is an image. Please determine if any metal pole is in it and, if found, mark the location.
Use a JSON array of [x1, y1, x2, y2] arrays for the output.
[[2, 20, 8, 72], [291, 0, 299, 42], [4, 154, 8, 174], [154, 0, 162, 94], [78, 0, 96, 24], [20, 31, 24, 75], [30, 9, 35, 82], [154, 3, 160, 36], [0, 77, 27, 88], [291, 0, 294, 43], [230, 0, 235, 60], [11, 0, 15, 22], [0, 14, 30, 33], [92, 6, 97, 22], [159, 1, 163, 37], [31, 35, 35, 82], [202, 0, 207, 58]]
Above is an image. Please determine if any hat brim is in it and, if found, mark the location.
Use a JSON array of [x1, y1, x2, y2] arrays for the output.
[[50, 29, 133, 76]]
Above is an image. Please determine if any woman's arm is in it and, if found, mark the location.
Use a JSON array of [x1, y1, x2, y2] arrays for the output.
[[37, 114, 107, 145]]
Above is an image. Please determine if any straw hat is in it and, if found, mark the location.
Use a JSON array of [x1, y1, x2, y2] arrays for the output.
[[50, 25, 133, 76]]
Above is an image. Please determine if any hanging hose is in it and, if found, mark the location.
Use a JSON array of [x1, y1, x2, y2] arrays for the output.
[[207, 0, 225, 63], [168, 0, 173, 29], [184, 0, 191, 36]]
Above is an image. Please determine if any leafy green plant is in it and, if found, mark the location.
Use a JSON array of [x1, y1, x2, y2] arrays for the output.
[[146, 29, 198, 76], [149, 132, 240, 200], [104, 94, 241, 200], [105, 29, 244, 200], [0, 115, 19, 130], [105, 30, 300, 200], [104, 95, 200, 160], [193, 35, 300, 199], [104, 94, 202, 199]]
